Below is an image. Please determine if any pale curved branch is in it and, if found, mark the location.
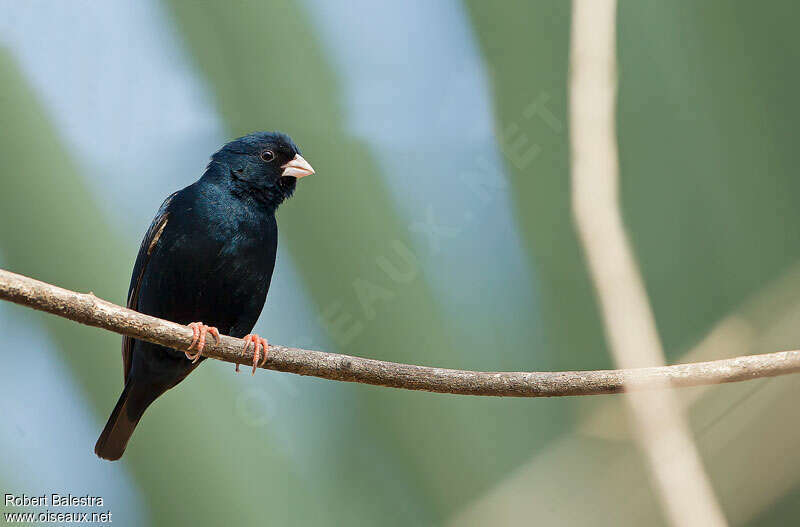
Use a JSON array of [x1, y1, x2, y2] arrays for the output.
[[1, 268, 799, 397], [569, 0, 727, 523]]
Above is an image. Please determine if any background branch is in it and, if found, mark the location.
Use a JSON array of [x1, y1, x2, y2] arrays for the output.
[[1, 267, 799, 397], [569, 1, 727, 525]]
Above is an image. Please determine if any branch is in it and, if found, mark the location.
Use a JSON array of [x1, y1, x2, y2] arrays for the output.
[[569, 1, 726, 524], [1, 267, 799, 397]]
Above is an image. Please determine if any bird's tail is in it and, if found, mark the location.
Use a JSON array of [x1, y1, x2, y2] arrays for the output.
[[94, 381, 162, 461]]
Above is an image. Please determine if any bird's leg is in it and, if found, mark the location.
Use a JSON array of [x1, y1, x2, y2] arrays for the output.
[[241, 334, 269, 375], [185, 322, 220, 363]]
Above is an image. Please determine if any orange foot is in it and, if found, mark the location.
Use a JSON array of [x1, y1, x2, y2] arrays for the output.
[[185, 322, 220, 363], [238, 334, 269, 375]]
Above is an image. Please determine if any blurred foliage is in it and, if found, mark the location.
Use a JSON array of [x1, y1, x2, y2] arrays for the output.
[[463, 1, 607, 374], [617, 0, 800, 356], [752, 481, 800, 526], [462, 0, 800, 524], [2, 0, 800, 525], [0, 49, 127, 400], [453, 260, 800, 526]]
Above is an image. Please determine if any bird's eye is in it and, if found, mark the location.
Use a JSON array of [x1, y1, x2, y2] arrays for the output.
[[260, 150, 275, 162]]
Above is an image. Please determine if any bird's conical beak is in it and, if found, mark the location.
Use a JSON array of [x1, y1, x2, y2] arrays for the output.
[[281, 154, 315, 178]]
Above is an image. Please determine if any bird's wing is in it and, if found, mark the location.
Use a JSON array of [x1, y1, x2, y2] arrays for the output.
[[122, 191, 178, 381]]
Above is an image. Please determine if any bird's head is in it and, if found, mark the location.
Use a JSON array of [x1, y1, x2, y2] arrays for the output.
[[209, 131, 315, 208]]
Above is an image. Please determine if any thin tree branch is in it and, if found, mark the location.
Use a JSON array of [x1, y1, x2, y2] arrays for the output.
[[569, 1, 727, 525], [1, 267, 799, 397]]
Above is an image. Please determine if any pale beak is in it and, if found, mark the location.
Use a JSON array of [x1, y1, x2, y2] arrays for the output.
[[281, 154, 315, 178]]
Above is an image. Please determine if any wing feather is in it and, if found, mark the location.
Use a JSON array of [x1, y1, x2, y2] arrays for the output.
[[122, 192, 178, 380]]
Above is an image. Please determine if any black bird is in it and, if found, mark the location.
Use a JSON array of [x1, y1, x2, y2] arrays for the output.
[[95, 131, 314, 461]]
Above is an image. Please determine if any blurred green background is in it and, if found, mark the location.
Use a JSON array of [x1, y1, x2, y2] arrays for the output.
[[1, 1, 800, 525]]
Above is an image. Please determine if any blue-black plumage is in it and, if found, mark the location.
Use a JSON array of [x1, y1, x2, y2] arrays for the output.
[[95, 131, 314, 460]]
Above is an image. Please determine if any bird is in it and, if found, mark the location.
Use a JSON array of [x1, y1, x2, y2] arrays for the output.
[[94, 131, 314, 461]]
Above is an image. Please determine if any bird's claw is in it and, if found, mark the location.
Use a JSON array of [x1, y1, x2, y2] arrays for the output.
[[185, 322, 220, 363], [239, 334, 269, 375]]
